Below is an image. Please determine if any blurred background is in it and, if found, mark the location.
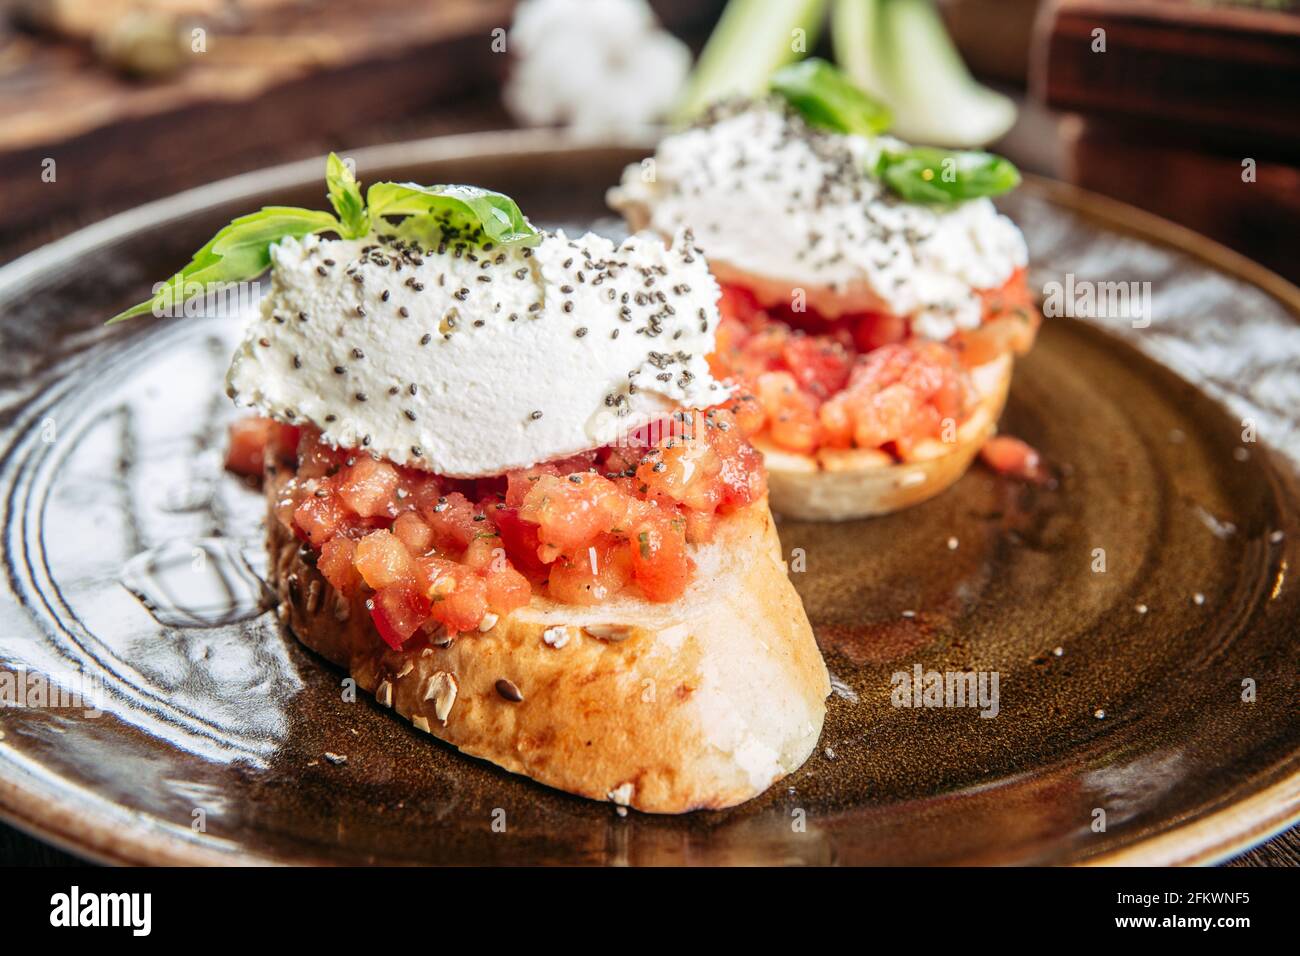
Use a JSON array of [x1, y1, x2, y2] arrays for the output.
[[0, 0, 1297, 866], [1, 0, 1296, 279]]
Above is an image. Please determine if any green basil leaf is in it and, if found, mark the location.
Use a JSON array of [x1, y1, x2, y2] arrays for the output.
[[875, 146, 1020, 203], [770, 57, 892, 137], [107, 157, 541, 325], [106, 207, 342, 324], [325, 153, 369, 239], [366, 182, 539, 246]]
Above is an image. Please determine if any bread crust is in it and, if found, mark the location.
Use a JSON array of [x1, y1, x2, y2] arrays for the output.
[[759, 352, 1014, 521], [268, 478, 829, 813]]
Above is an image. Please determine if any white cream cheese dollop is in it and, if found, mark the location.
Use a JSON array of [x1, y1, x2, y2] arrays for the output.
[[609, 100, 1029, 341], [226, 228, 728, 478]]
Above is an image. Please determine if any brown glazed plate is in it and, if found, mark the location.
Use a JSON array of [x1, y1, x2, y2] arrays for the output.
[[0, 131, 1297, 866]]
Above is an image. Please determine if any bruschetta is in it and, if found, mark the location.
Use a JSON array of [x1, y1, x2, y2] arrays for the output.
[[610, 60, 1042, 521], [115, 156, 829, 813]]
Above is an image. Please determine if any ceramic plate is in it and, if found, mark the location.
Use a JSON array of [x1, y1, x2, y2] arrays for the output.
[[1, 132, 1297, 865]]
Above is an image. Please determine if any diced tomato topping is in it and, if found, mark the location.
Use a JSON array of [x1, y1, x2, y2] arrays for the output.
[[980, 435, 1050, 484], [416, 556, 489, 633], [225, 418, 300, 478], [261, 405, 764, 652], [460, 534, 500, 571], [225, 418, 271, 477], [954, 310, 1041, 366], [520, 473, 629, 559], [635, 412, 725, 512], [504, 465, 555, 508], [756, 371, 822, 454], [683, 509, 717, 545], [369, 584, 431, 650], [274, 424, 303, 460], [629, 515, 693, 603], [293, 484, 352, 547], [401, 471, 444, 518], [850, 311, 908, 353], [317, 536, 362, 596], [716, 437, 766, 510], [483, 562, 532, 615], [721, 390, 766, 437], [418, 491, 481, 554], [815, 342, 973, 459], [781, 337, 852, 399], [296, 435, 350, 481], [337, 456, 399, 518], [353, 529, 415, 590], [392, 512, 434, 554], [718, 284, 763, 325], [547, 535, 634, 606], [711, 271, 1039, 457], [492, 506, 550, 580]]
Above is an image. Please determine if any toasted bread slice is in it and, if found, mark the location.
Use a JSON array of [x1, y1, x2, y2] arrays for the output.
[[758, 352, 1013, 521], [268, 477, 829, 814]]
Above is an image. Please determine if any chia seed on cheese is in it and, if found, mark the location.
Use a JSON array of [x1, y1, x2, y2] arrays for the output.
[[609, 98, 1029, 341]]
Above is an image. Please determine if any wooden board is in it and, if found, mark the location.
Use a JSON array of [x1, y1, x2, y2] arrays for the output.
[[1063, 116, 1300, 284], [1034, 0, 1300, 147], [0, 0, 724, 249], [0, 0, 517, 243]]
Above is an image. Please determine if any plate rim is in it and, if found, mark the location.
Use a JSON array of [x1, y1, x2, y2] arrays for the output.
[[1, 128, 1297, 867]]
